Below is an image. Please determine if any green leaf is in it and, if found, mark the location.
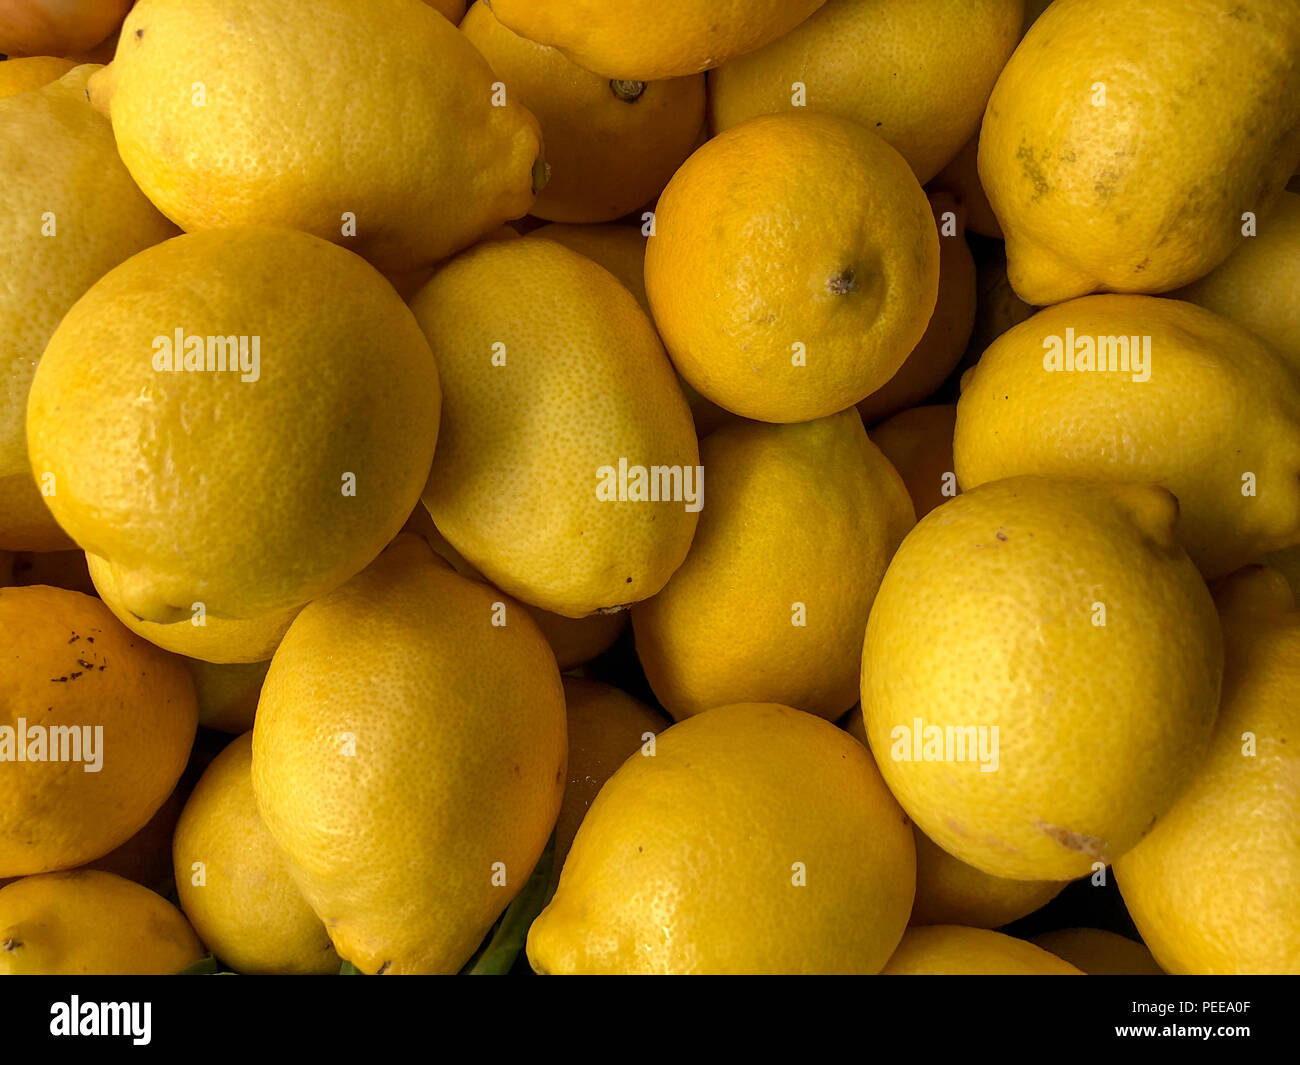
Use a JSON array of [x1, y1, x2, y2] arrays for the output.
[[339, 960, 364, 975], [176, 955, 221, 975], [461, 833, 556, 975]]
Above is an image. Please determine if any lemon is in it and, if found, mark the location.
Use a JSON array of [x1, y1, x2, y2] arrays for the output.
[[979, 0, 1300, 304], [28, 228, 441, 623], [645, 113, 939, 423], [909, 830, 1065, 929], [555, 678, 666, 869], [0, 869, 203, 975], [0, 586, 196, 877], [529, 702, 914, 974], [529, 611, 626, 672], [174, 733, 338, 975], [863, 477, 1223, 880], [965, 245, 1037, 356], [0, 66, 176, 550], [633, 409, 913, 721], [0, 2, 130, 58], [930, 134, 1002, 239], [252, 535, 566, 975], [526, 223, 649, 311], [487, 0, 829, 81], [183, 659, 270, 734], [401, 501, 626, 670], [84, 785, 186, 893], [867, 404, 957, 519], [1114, 565, 1300, 974], [842, 705, 1064, 926], [1030, 929, 1164, 975], [462, 4, 704, 223], [0, 56, 77, 96], [954, 295, 1300, 578], [89, 0, 542, 275], [1260, 545, 1300, 600], [88, 553, 300, 665], [856, 194, 976, 424], [1174, 191, 1300, 367], [882, 926, 1082, 975], [525, 223, 730, 436], [709, 0, 1023, 184], [413, 238, 698, 618]]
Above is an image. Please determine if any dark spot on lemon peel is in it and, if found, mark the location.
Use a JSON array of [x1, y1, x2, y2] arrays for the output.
[[1016, 142, 1050, 199], [827, 268, 859, 295], [1037, 821, 1109, 860], [135, 28, 144, 40], [2, 939, 19, 951], [376, 960, 392, 975], [610, 80, 647, 103], [531, 157, 551, 195]]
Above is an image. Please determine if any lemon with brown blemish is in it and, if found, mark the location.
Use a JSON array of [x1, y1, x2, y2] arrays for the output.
[[862, 477, 1222, 880]]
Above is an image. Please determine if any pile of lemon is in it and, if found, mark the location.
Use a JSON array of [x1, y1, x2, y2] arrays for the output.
[[1, 0, 1298, 976]]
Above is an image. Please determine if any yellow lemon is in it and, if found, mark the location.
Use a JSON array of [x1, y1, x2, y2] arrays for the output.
[[87, 552, 300, 665], [909, 830, 1065, 928], [252, 535, 566, 974], [633, 409, 914, 721], [1259, 545, 1300, 600], [526, 223, 649, 311], [525, 223, 730, 436], [89, 0, 542, 275], [1030, 929, 1164, 975], [0, 869, 203, 975], [0, 586, 196, 877], [462, 4, 704, 223], [842, 706, 1064, 926], [486, 0, 829, 81], [710, 0, 1022, 184], [174, 733, 338, 974], [1114, 565, 1300, 974], [863, 477, 1223, 880], [1174, 191, 1300, 368], [867, 404, 957, 519], [930, 134, 1002, 239], [28, 228, 441, 622], [413, 238, 698, 618], [979, 0, 1300, 304], [528, 610, 626, 672], [0, 2, 130, 58], [183, 659, 271, 734], [645, 112, 939, 423], [0, 66, 176, 550], [554, 677, 666, 869], [0, 55, 77, 96], [528, 702, 915, 974], [401, 501, 626, 670], [856, 193, 976, 424], [83, 784, 187, 893], [882, 926, 1082, 975], [954, 295, 1300, 578]]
